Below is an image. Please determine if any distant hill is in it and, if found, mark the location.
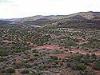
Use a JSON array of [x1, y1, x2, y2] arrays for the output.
[[8, 15, 68, 26], [0, 20, 11, 25], [54, 11, 100, 28], [0, 11, 100, 28]]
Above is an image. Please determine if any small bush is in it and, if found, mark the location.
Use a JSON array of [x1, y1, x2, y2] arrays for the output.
[[93, 61, 100, 70], [0, 57, 7, 62], [21, 69, 29, 74], [4, 67, 15, 73], [0, 48, 9, 56], [71, 62, 86, 70], [76, 63, 86, 70]]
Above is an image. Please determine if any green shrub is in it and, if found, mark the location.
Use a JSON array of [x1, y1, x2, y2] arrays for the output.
[[0, 57, 7, 62], [0, 48, 9, 56], [70, 62, 86, 70], [76, 63, 86, 70], [4, 67, 15, 73], [80, 70, 95, 75], [24, 63, 32, 68], [21, 69, 29, 74], [93, 61, 100, 70]]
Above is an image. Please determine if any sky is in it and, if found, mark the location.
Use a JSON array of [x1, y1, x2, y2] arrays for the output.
[[0, 0, 100, 19]]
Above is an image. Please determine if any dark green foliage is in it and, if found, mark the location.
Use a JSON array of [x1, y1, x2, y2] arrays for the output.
[[80, 70, 95, 75], [93, 61, 100, 70], [76, 63, 86, 70], [24, 63, 32, 68], [0, 57, 7, 62], [32, 34, 51, 45], [67, 54, 97, 71], [0, 48, 9, 56], [69, 62, 86, 70], [82, 38, 100, 49], [49, 56, 59, 62], [3, 67, 15, 73], [21, 69, 29, 74], [60, 37, 77, 48]]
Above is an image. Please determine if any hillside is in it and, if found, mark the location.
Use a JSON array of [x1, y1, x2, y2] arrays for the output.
[[1, 11, 100, 28], [0, 11, 100, 75]]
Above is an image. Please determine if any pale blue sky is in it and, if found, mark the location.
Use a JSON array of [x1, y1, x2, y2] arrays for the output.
[[0, 0, 100, 19]]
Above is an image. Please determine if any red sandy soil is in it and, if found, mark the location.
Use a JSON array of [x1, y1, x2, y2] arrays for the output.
[[95, 70, 100, 75], [49, 53, 72, 59], [14, 44, 100, 75], [70, 49, 89, 55], [32, 44, 100, 60], [35, 45, 61, 50], [15, 55, 22, 64], [15, 69, 21, 75], [95, 51, 100, 56]]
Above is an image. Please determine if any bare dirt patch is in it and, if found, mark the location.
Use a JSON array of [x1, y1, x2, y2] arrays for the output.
[[35, 45, 61, 50]]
